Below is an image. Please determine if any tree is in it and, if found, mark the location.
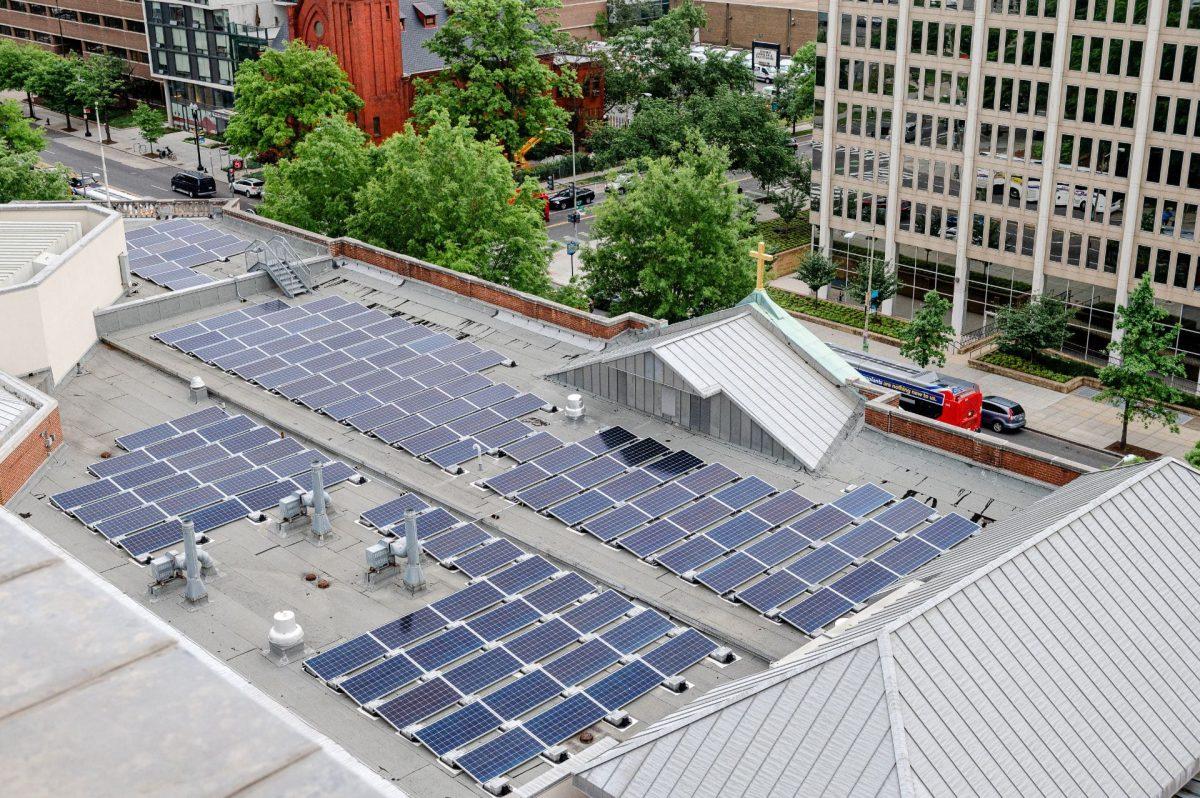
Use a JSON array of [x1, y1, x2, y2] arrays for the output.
[[994, 294, 1072, 361], [1096, 273, 1186, 450], [589, 99, 688, 168], [582, 139, 754, 322], [28, 52, 83, 131], [258, 117, 373, 237], [1186, 439, 1200, 470], [349, 111, 552, 296], [0, 144, 70, 202], [795, 250, 836, 297], [900, 292, 954, 368], [845, 256, 898, 312], [688, 89, 795, 188], [224, 40, 362, 163], [412, 0, 579, 158], [775, 42, 815, 132], [0, 99, 44, 154], [72, 53, 128, 142], [0, 41, 53, 120], [770, 158, 811, 227], [131, 102, 168, 150]]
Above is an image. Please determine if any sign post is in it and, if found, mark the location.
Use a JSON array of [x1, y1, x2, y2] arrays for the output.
[[751, 40, 781, 82]]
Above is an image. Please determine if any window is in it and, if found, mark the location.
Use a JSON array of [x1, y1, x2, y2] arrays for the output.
[[1168, 149, 1184, 185], [1040, 33, 1054, 67], [1060, 134, 1074, 166], [987, 27, 1000, 61], [372, 116, 381, 136], [1021, 30, 1036, 65], [1093, 0, 1108, 18], [1082, 88, 1098, 123], [1161, 44, 1177, 81], [912, 20, 923, 53], [1121, 93, 1137, 127], [1004, 29, 1019, 63], [1174, 98, 1191, 135], [1064, 85, 1079, 119], [1154, 96, 1170, 132], [1101, 90, 1116, 125], [1107, 40, 1122, 74], [1069, 35, 1084, 71], [959, 25, 972, 57], [1087, 37, 1103, 72], [1190, 153, 1200, 189], [1175, 254, 1191, 289], [1126, 41, 1142, 76], [1146, 146, 1163, 183]]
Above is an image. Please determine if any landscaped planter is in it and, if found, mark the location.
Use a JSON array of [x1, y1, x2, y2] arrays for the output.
[[968, 355, 1091, 393], [778, 306, 906, 347]]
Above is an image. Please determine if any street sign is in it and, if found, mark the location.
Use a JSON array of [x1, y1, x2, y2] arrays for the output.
[[752, 40, 781, 71], [566, 239, 579, 256]]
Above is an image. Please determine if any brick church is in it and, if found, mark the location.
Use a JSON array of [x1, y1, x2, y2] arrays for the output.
[[286, 0, 605, 143]]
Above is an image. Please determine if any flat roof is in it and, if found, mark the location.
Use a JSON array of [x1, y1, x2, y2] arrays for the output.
[[12, 256, 1049, 795]]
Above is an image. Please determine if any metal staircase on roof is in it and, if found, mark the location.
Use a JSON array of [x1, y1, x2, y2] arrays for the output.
[[247, 235, 313, 298]]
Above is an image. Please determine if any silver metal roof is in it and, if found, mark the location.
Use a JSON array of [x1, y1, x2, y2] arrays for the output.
[[575, 458, 1200, 798], [0, 220, 81, 287], [0, 385, 32, 439]]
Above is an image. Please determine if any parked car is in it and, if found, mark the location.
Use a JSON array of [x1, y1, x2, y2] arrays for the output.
[[981, 395, 1026, 433], [547, 186, 595, 211], [604, 173, 635, 195], [171, 170, 217, 198], [68, 173, 140, 202], [231, 177, 264, 197]]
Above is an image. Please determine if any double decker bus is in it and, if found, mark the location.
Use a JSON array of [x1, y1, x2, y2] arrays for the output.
[[829, 345, 984, 432]]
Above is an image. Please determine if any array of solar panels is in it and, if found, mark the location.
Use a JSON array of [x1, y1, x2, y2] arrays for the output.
[[476, 427, 982, 635], [308, 507, 719, 787], [48, 407, 358, 560], [155, 295, 550, 473], [126, 218, 249, 290]]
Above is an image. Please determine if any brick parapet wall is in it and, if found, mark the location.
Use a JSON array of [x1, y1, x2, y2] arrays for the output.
[[861, 391, 1088, 486], [0, 406, 62, 504]]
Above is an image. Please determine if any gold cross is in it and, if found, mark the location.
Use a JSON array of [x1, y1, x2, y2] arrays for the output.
[[750, 241, 775, 291]]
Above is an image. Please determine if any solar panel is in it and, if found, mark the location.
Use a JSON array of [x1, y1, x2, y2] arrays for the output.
[[391, 385, 449, 413], [736, 570, 808, 613], [420, 397, 476, 426], [343, 338, 394, 360], [751, 490, 816, 526], [239, 480, 301, 513], [243, 437, 305, 467], [641, 628, 718, 676], [488, 556, 557, 594], [481, 463, 549, 496], [578, 426, 637, 455], [674, 463, 738, 495], [236, 327, 288, 349], [873, 536, 941, 575], [276, 373, 333, 400], [632, 482, 695, 517], [530, 444, 592, 474], [601, 610, 673, 654], [186, 497, 249, 533], [302, 322, 352, 344], [418, 701, 504, 757], [597, 469, 660, 503], [407, 626, 483, 671], [112, 461, 177, 490], [361, 494, 431, 528], [387, 353, 439, 379], [263, 450, 325, 479], [361, 316, 413, 337], [696, 552, 767, 594], [563, 456, 626, 489], [617, 519, 686, 557], [515, 476, 579, 511], [190, 455, 251, 483], [416, 363, 470, 389], [548, 490, 614, 526], [585, 660, 664, 711], [399, 426, 461, 456], [244, 298, 291, 317], [431, 580, 504, 621], [233, 355, 289, 381], [175, 330, 228, 354], [828, 561, 900, 604], [560, 590, 633, 634], [785, 545, 854, 586], [790, 504, 856, 540], [323, 394, 383, 423], [257, 366, 312, 392], [644, 450, 704, 481], [371, 606, 447, 651], [707, 514, 772, 549], [830, 520, 896, 558], [74, 491, 143, 526], [213, 466, 275, 496], [831, 483, 895, 517], [220, 318, 268, 338], [583, 506, 652, 545], [504, 619, 578, 664], [424, 523, 490, 561], [427, 437, 485, 470], [347, 403, 406, 433], [502, 432, 563, 463], [212, 347, 270, 372], [442, 648, 522, 696], [220, 426, 278, 455], [133, 472, 200, 504], [456, 728, 544, 784], [656, 536, 726, 575], [466, 600, 540, 641], [292, 461, 356, 491], [874, 496, 937, 533], [141, 431, 204, 461], [302, 295, 350, 313], [196, 415, 257, 442], [115, 422, 178, 452], [384, 327, 434, 347], [455, 538, 524, 578], [525, 692, 607, 746], [447, 408, 505, 437], [156, 484, 223, 516], [610, 438, 670, 467], [191, 339, 246, 364], [51, 479, 120, 511], [474, 420, 532, 450], [118, 519, 184, 559], [916, 513, 980, 550], [377, 677, 464, 733], [462, 381, 516, 408], [779, 589, 856, 635], [340, 653, 423, 705], [95, 504, 167, 540], [88, 449, 154, 479], [744, 528, 811, 567], [524, 573, 593, 614], [199, 308, 249, 330], [668, 497, 731, 533], [713, 477, 775, 511], [165, 442, 227, 472], [543, 638, 620, 687], [154, 322, 208, 345], [371, 414, 430, 446]]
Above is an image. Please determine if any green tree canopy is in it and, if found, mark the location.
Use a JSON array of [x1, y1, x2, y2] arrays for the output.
[[845, 256, 898, 311], [258, 117, 374, 238], [1096, 273, 1186, 449], [770, 157, 811, 226], [349, 111, 552, 295], [0, 98, 44, 154], [900, 292, 954, 368], [28, 52, 83, 130], [995, 294, 1072, 361], [224, 40, 363, 163], [582, 139, 754, 322], [71, 53, 128, 141], [0, 143, 70, 202], [412, 0, 579, 157], [131, 102, 168, 148], [795, 250, 835, 297], [0, 41, 53, 119], [775, 42, 815, 129]]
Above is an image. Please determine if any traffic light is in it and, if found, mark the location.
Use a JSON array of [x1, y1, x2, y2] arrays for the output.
[[568, 211, 581, 224], [546, 174, 555, 190], [232, 158, 244, 170]]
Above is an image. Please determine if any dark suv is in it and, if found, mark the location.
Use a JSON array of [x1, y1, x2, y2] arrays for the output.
[[981, 395, 1026, 433], [171, 170, 217, 198]]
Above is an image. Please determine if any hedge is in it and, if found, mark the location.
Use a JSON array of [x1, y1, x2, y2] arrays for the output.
[[757, 218, 811, 254], [767, 287, 910, 338], [979, 350, 1098, 382]]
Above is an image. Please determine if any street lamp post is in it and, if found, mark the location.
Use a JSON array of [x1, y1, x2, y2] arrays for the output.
[[85, 105, 112, 209], [547, 125, 579, 279], [189, 103, 205, 173], [844, 228, 878, 352]]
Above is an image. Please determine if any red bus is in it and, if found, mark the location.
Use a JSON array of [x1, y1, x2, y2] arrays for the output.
[[830, 345, 984, 431]]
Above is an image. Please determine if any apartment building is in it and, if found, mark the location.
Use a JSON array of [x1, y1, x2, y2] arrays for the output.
[[812, 0, 1200, 382]]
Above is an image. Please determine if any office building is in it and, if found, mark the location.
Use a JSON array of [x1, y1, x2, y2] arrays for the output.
[[812, 0, 1200, 382]]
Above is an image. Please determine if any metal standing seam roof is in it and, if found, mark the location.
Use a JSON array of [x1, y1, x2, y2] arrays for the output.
[[0, 386, 33, 439], [0, 221, 81, 287], [575, 458, 1200, 798]]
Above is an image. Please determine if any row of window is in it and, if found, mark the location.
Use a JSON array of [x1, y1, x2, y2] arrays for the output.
[[0, 27, 147, 60], [832, 145, 893, 184], [987, 0, 1059, 17], [984, 27, 1054, 68], [1048, 229, 1122, 273], [1071, 0, 1153, 25], [978, 123, 1046, 165], [1152, 95, 1200, 138], [1057, 134, 1132, 179], [1062, 86, 1138, 128], [911, 21, 973, 60], [905, 111, 968, 152], [1159, 43, 1200, 84], [1145, 147, 1200, 189], [0, 1, 144, 32], [1136, 246, 1200, 291], [831, 102, 894, 140], [980, 75, 1050, 117], [839, 14, 899, 51], [1140, 196, 1199, 242], [902, 155, 964, 198], [907, 67, 971, 107], [1068, 35, 1144, 77], [832, 58, 899, 97]]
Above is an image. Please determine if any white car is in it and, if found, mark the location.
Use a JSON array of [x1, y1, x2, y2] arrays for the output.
[[1008, 176, 1040, 203], [231, 177, 264, 198], [604, 173, 636, 195], [69, 174, 141, 202]]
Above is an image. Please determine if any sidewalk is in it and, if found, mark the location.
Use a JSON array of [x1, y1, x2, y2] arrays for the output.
[[8, 91, 235, 183], [770, 276, 1200, 460]]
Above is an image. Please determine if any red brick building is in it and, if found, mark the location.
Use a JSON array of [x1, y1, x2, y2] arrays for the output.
[[287, 0, 604, 143]]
